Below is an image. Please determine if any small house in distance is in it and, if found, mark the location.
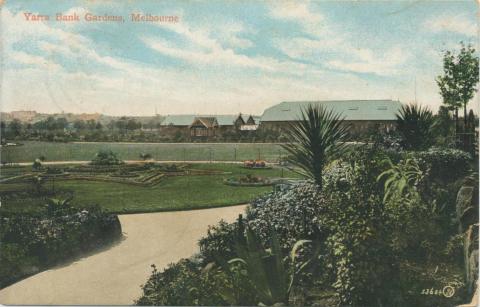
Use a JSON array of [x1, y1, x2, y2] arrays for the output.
[[240, 115, 260, 131], [159, 113, 260, 141], [190, 117, 218, 139], [259, 99, 403, 136]]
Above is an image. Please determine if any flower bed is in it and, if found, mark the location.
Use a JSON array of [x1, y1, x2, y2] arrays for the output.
[[224, 175, 273, 186], [243, 160, 272, 169]]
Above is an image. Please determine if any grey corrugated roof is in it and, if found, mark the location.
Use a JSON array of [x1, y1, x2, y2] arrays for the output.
[[260, 100, 403, 122], [215, 115, 237, 126], [162, 115, 197, 126]]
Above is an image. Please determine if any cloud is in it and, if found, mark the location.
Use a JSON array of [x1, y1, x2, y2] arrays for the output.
[[424, 14, 476, 37], [142, 37, 274, 71], [270, 1, 324, 33], [1, 3, 477, 116], [328, 47, 410, 76], [9, 51, 62, 71], [216, 21, 254, 49], [144, 19, 309, 74], [269, 2, 412, 76]]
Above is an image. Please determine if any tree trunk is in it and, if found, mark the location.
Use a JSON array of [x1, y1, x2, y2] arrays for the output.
[[455, 108, 459, 147], [464, 103, 468, 151]]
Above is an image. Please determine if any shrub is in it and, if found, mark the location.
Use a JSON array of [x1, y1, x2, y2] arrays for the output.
[[199, 219, 242, 264], [321, 158, 401, 306], [91, 150, 123, 165], [136, 259, 227, 306], [411, 147, 471, 183], [0, 202, 122, 287], [247, 182, 325, 250]]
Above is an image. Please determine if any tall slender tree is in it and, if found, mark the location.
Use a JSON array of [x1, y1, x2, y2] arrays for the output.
[[436, 42, 479, 148]]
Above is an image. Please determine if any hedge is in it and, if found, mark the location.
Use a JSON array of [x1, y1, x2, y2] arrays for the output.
[[411, 148, 471, 183], [0, 204, 122, 288]]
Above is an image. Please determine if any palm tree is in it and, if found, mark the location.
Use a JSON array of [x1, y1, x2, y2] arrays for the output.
[[396, 104, 435, 150], [281, 104, 348, 189]]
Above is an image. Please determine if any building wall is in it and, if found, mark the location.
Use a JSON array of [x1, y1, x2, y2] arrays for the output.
[[259, 120, 397, 136], [190, 126, 216, 138]]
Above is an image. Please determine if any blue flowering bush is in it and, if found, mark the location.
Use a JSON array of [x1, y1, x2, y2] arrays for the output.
[[247, 182, 325, 250]]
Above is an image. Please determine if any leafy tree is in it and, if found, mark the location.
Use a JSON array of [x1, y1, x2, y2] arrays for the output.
[[7, 120, 22, 138], [282, 104, 348, 189], [466, 109, 477, 155], [436, 42, 479, 141], [467, 109, 476, 131], [435, 106, 454, 135], [127, 119, 141, 131], [73, 120, 86, 130], [115, 117, 128, 134], [396, 104, 435, 150], [433, 106, 454, 147]]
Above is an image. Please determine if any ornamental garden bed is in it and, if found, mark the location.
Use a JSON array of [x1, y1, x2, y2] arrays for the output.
[[242, 160, 272, 169], [224, 174, 273, 187]]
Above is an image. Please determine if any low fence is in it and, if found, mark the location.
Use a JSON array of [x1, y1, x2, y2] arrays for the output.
[[0, 142, 289, 163]]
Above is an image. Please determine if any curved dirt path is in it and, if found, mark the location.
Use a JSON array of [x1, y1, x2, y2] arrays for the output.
[[0, 205, 246, 305]]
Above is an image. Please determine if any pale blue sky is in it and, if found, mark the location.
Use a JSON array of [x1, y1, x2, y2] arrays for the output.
[[2, 0, 478, 116]]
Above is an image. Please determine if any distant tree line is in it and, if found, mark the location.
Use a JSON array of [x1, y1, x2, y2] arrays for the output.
[[0, 116, 285, 143]]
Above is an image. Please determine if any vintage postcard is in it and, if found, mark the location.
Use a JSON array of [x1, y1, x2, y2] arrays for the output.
[[0, 0, 478, 306]]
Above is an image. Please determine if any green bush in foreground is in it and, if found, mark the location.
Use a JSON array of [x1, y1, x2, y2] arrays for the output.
[[0, 200, 122, 288], [137, 147, 472, 306]]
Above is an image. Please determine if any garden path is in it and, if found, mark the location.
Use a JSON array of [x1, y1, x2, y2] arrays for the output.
[[0, 205, 246, 305]]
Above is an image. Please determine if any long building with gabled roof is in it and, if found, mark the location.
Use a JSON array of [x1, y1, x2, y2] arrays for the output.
[[260, 99, 403, 136]]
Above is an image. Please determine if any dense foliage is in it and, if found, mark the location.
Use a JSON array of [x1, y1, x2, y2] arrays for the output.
[[0, 200, 122, 288], [136, 145, 474, 306], [411, 147, 471, 183]]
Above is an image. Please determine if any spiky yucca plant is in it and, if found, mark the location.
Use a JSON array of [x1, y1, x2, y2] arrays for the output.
[[217, 227, 314, 306], [282, 104, 348, 189], [396, 104, 435, 150]]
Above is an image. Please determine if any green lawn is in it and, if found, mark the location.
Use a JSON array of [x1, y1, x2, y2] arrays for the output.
[[0, 164, 301, 214], [1, 141, 287, 163]]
